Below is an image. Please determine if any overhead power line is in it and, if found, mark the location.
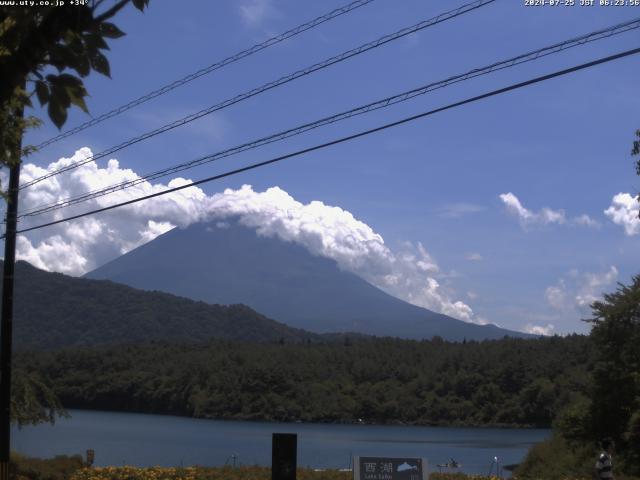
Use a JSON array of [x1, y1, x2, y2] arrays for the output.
[[18, 17, 640, 219], [33, 0, 376, 150], [13, 46, 640, 237], [21, 0, 496, 189]]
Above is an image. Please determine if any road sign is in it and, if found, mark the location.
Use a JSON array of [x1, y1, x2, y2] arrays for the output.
[[353, 456, 428, 480]]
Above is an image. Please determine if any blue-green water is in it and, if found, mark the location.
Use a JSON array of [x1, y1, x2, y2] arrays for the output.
[[13, 410, 549, 476]]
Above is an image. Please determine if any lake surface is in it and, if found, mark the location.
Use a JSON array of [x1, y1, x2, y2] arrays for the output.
[[13, 410, 549, 476]]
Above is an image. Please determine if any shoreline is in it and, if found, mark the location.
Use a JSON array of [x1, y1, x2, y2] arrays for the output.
[[50, 406, 551, 430]]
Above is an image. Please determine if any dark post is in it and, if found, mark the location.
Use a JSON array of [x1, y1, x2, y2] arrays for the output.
[[0, 109, 22, 480], [85, 449, 95, 467], [272, 433, 297, 480]]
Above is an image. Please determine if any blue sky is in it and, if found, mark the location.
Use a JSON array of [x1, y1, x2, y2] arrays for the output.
[[14, 0, 640, 335]]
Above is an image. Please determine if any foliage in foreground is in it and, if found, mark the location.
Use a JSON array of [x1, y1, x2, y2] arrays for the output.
[[17, 461, 640, 480], [514, 434, 595, 480], [11, 368, 66, 427], [1, 0, 150, 174], [13, 453, 639, 480], [68, 466, 503, 480], [587, 275, 640, 460], [514, 434, 640, 480], [11, 453, 84, 480], [516, 274, 640, 479], [7, 461, 477, 480]]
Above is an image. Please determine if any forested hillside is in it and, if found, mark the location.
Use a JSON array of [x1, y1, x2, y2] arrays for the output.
[[19, 335, 591, 428], [4, 261, 323, 349]]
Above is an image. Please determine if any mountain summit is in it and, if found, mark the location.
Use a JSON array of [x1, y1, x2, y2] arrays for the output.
[[86, 220, 530, 341]]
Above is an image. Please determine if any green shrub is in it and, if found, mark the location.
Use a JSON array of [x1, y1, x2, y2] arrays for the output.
[[10, 452, 84, 480], [514, 435, 594, 480]]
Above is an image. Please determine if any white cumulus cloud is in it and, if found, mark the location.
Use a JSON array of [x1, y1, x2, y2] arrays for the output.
[[499, 192, 565, 226], [604, 193, 640, 236], [4, 148, 481, 324], [499, 192, 599, 229]]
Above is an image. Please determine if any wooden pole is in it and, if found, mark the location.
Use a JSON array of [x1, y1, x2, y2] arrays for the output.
[[0, 105, 23, 480]]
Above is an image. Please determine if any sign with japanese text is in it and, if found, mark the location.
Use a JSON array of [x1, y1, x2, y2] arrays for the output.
[[353, 456, 428, 480]]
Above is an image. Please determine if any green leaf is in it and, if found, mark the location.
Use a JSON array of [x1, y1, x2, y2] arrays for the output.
[[132, 0, 150, 11], [65, 83, 89, 114], [48, 98, 67, 129], [35, 80, 49, 106], [65, 35, 86, 59], [56, 73, 83, 88], [48, 44, 71, 71], [68, 93, 89, 114], [99, 22, 125, 39], [50, 84, 71, 109], [74, 53, 91, 77], [90, 51, 111, 78], [63, 29, 76, 45], [84, 33, 109, 51]]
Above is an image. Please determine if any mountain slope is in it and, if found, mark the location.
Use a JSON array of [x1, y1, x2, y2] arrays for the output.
[[86, 221, 531, 341], [4, 260, 321, 350]]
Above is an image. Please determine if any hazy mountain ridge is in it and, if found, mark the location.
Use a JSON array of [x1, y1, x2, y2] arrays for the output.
[[4, 260, 325, 350], [86, 220, 532, 341]]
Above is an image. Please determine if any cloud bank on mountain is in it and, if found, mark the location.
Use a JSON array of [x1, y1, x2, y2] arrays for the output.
[[8, 148, 477, 323]]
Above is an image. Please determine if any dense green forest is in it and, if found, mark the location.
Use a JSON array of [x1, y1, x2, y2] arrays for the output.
[[19, 334, 591, 428]]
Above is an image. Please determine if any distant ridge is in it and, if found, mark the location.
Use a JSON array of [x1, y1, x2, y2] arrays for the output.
[[4, 260, 323, 350], [86, 220, 532, 341]]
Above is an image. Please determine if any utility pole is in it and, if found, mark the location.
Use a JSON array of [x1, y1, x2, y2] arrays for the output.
[[0, 104, 23, 480]]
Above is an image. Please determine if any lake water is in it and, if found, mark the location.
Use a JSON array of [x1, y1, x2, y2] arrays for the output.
[[13, 410, 549, 476]]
